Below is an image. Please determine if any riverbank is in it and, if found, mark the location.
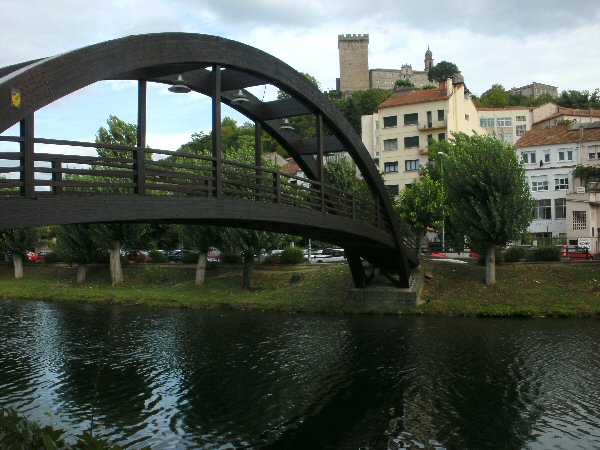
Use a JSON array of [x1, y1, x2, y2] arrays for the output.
[[1, 261, 599, 317]]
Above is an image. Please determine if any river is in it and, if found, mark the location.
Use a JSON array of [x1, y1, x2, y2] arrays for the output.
[[0, 299, 599, 449]]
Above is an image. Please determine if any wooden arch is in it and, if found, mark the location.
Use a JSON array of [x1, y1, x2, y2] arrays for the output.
[[0, 33, 418, 286]]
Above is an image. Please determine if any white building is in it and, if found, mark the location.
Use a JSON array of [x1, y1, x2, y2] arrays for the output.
[[477, 106, 534, 145], [515, 122, 600, 249], [361, 79, 484, 195]]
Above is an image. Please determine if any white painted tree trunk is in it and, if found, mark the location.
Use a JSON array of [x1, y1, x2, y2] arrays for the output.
[[485, 244, 496, 285], [76, 264, 87, 284], [13, 254, 23, 279], [195, 252, 207, 286], [110, 241, 123, 287]]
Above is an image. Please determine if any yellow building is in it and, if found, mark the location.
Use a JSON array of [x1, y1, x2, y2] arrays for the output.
[[361, 79, 484, 194]]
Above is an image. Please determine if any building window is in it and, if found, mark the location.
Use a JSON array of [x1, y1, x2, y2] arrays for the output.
[[405, 160, 420, 171], [497, 117, 512, 127], [427, 134, 433, 146], [522, 151, 536, 164], [573, 211, 587, 230], [404, 136, 419, 148], [516, 115, 526, 121], [374, 158, 380, 168], [404, 113, 419, 125], [437, 109, 445, 121], [480, 118, 495, 128], [375, 137, 380, 148], [516, 125, 527, 136], [588, 145, 600, 160], [383, 138, 398, 151], [544, 150, 551, 163], [554, 176, 568, 190], [465, 114, 470, 121], [386, 184, 399, 196], [555, 198, 566, 219], [533, 199, 552, 219], [531, 177, 548, 191], [383, 116, 397, 128], [438, 133, 446, 141], [558, 148, 573, 161], [500, 133, 513, 143], [384, 161, 399, 173], [375, 120, 380, 130]]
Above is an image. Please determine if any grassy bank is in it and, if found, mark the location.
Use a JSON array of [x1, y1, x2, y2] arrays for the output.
[[1, 261, 600, 317]]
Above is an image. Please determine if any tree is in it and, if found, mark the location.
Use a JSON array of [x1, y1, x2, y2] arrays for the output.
[[442, 134, 532, 285], [0, 228, 40, 278], [324, 157, 371, 200], [427, 61, 460, 83], [394, 173, 445, 250], [95, 115, 137, 159], [395, 79, 414, 87], [478, 84, 510, 108], [330, 88, 393, 134], [178, 225, 223, 285], [55, 224, 104, 283], [222, 228, 283, 289]]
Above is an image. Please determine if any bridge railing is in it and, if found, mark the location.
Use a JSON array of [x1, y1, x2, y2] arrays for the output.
[[0, 138, 395, 233]]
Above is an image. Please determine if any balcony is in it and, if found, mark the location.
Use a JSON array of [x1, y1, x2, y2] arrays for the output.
[[418, 119, 447, 131]]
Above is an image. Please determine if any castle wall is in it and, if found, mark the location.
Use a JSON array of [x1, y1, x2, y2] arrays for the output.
[[370, 69, 431, 90]]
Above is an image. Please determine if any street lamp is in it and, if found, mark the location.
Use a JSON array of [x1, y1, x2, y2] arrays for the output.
[[438, 151, 445, 252]]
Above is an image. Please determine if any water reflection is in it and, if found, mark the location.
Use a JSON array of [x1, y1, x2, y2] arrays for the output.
[[0, 300, 599, 450]]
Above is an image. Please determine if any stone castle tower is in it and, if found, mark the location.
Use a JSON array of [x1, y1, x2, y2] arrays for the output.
[[337, 34, 434, 92], [337, 34, 370, 92]]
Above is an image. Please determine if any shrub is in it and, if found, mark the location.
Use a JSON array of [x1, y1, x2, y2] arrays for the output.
[[530, 246, 561, 262], [43, 251, 63, 263], [182, 252, 199, 264], [279, 247, 305, 264], [144, 265, 170, 284], [504, 246, 527, 262], [222, 252, 242, 264], [148, 250, 168, 263]]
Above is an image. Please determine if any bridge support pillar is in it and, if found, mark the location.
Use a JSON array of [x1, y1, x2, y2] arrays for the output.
[[345, 248, 369, 288]]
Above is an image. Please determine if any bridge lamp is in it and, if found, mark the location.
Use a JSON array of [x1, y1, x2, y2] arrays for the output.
[[279, 118, 294, 131], [168, 75, 191, 93], [231, 90, 249, 104]]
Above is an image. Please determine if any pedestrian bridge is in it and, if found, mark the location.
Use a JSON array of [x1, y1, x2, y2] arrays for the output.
[[0, 33, 418, 287]]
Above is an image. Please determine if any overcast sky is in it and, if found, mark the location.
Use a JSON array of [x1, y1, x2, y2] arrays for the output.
[[1, 0, 599, 149]]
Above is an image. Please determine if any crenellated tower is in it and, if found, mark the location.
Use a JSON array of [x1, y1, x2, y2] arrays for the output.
[[337, 34, 370, 93]]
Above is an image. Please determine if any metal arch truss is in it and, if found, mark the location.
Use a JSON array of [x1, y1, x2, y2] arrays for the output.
[[0, 33, 418, 287]]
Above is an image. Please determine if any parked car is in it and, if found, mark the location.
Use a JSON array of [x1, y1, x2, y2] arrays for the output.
[[207, 247, 222, 263], [421, 248, 449, 259], [26, 251, 47, 262], [560, 245, 593, 260], [124, 250, 151, 263], [313, 248, 346, 263]]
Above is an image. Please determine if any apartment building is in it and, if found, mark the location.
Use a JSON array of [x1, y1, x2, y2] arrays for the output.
[[515, 123, 600, 249], [361, 79, 483, 195], [532, 105, 600, 129], [477, 107, 534, 145]]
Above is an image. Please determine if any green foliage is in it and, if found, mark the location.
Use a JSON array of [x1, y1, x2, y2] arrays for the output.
[[530, 246, 561, 262], [557, 88, 600, 109], [148, 250, 168, 263], [330, 88, 393, 134], [222, 252, 242, 264], [95, 115, 137, 158], [324, 157, 371, 200], [573, 164, 600, 184], [395, 79, 414, 87], [55, 224, 103, 265], [43, 251, 64, 263], [478, 84, 510, 107], [279, 246, 305, 264], [223, 228, 283, 257], [443, 133, 533, 246], [394, 173, 444, 237], [0, 227, 40, 256], [178, 225, 222, 254], [504, 246, 528, 262], [0, 407, 129, 449], [182, 252, 200, 264], [427, 61, 460, 83]]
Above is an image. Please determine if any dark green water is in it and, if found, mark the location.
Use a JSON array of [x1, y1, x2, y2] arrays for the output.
[[0, 299, 599, 449]]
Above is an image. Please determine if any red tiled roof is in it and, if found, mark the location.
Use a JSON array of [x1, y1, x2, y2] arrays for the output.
[[515, 125, 600, 148], [533, 107, 600, 125], [477, 106, 534, 111], [378, 86, 450, 108], [281, 161, 301, 174]]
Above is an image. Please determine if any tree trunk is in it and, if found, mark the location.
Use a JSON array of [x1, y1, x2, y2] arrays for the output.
[[195, 252, 208, 286], [13, 254, 23, 279], [242, 254, 254, 289], [110, 241, 123, 287], [485, 244, 496, 285], [76, 264, 87, 284]]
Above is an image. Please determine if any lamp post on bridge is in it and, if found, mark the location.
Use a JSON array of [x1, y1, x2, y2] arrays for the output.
[[438, 151, 445, 252]]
